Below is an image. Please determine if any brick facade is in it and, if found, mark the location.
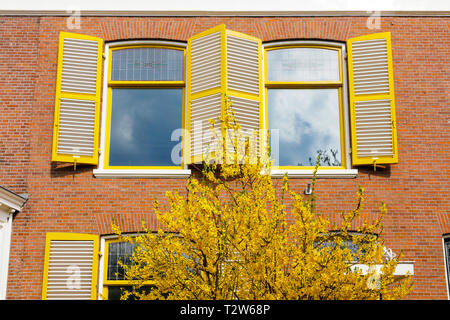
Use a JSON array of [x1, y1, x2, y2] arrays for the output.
[[1, 16, 449, 299]]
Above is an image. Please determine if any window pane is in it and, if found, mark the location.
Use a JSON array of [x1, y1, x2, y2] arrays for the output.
[[268, 89, 342, 167], [109, 88, 182, 167], [107, 285, 160, 300], [315, 232, 373, 262], [267, 48, 339, 82], [107, 242, 136, 281], [111, 48, 184, 81], [445, 238, 450, 294]]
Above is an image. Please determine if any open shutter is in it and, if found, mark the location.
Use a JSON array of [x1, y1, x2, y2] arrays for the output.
[[347, 32, 398, 166], [52, 32, 103, 165], [186, 25, 263, 164], [42, 233, 99, 300]]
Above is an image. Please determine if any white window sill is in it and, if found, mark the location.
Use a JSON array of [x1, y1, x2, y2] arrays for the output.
[[93, 169, 191, 178], [270, 169, 358, 179], [350, 261, 414, 278], [93, 168, 357, 179]]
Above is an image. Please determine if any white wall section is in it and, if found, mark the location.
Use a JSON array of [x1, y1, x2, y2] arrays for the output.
[[0, 0, 448, 16]]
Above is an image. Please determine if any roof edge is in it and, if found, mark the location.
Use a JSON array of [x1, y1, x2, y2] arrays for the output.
[[0, 187, 28, 212]]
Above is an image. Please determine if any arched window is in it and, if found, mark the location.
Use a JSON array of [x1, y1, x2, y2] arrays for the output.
[[104, 44, 185, 169], [101, 238, 155, 300], [444, 236, 450, 298], [264, 42, 348, 169]]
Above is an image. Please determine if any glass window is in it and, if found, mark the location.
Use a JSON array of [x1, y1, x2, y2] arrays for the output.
[[314, 232, 375, 262], [268, 89, 341, 167], [107, 241, 136, 281], [266, 45, 345, 168], [109, 88, 182, 167], [107, 285, 156, 300], [105, 45, 185, 169], [111, 47, 184, 81], [445, 237, 450, 295], [104, 240, 158, 300], [267, 47, 340, 82]]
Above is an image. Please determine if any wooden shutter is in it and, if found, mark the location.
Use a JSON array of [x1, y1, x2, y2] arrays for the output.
[[51, 32, 103, 165], [42, 233, 99, 300], [186, 25, 263, 164], [347, 32, 398, 166]]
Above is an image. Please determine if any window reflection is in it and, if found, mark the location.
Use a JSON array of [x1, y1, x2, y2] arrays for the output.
[[314, 232, 375, 262], [107, 285, 157, 300], [445, 238, 450, 294], [109, 88, 182, 167], [267, 48, 339, 82], [268, 89, 341, 167], [111, 47, 184, 81], [107, 241, 136, 281]]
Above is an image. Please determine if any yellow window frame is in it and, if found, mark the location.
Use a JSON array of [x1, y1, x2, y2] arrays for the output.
[[103, 44, 186, 170], [102, 237, 155, 299], [264, 44, 347, 170]]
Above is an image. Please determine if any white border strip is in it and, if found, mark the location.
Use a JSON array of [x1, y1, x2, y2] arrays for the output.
[[271, 169, 358, 179], [0, 10, 449, 16], [350, 262, 414, 277], [93, 169, 192, 178]]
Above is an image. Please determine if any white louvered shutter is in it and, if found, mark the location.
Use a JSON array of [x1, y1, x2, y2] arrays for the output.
[[347, 32, 398, 166], [187, 25, 262, 164], [226, 32, 262, 158], [188, 29, 223, 162], [42, 233, 99, 300], [52, 32, 103, 165]]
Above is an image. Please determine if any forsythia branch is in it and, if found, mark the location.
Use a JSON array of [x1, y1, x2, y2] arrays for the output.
[[112, 99, 413, 300]]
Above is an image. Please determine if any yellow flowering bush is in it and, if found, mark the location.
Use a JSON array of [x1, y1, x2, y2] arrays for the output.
[[112, 97, 412, 300]]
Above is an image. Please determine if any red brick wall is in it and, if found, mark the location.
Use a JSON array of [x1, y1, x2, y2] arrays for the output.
[[1, 16, 449, 299], [0, 17, 39, 193]]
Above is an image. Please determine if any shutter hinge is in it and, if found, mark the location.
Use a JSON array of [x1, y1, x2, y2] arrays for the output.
[[102, 53, 106, 60], [344, 52, 348, 60], [98, 148, 102, 156], [73, 157, 80, 171], [98, 252, 103, 257]]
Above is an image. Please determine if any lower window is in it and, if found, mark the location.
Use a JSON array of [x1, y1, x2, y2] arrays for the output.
[[107, 285, 156, 300], [444, 237, 450, 297], [103, 239, 155, 300]]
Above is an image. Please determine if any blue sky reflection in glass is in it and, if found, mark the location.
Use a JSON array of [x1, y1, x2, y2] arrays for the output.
[[109, 88, 182, 167]]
